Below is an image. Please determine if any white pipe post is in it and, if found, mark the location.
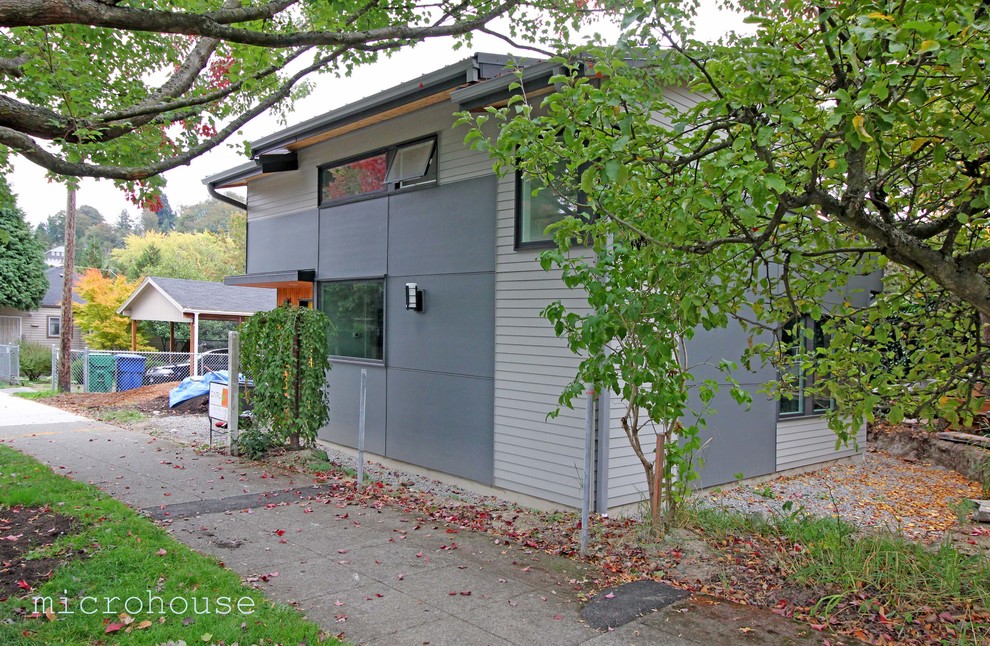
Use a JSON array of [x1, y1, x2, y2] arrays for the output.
[[227, 330, 240, 456], [357, 368, 367, 491], [581, 384, 595, 555]]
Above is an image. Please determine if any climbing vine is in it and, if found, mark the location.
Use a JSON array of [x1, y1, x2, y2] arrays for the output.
[[239, 305, 332, 450]]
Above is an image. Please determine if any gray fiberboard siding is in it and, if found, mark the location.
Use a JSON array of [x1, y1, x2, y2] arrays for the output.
[[321, 362, 387, 455], [246, 209, 318, 274]]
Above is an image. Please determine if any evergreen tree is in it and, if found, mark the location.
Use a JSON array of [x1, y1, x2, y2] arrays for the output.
[[0, 207, 48, 310]]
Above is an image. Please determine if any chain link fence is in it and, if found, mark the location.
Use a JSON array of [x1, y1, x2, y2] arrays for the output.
[[50, 348, 230, 393], [0, 344, 19, 384]]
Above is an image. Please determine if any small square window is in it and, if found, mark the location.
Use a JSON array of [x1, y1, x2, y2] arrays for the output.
[[47, 316, 60, 338], [386, 139, 436, 185], [318, 279, 385, 361]]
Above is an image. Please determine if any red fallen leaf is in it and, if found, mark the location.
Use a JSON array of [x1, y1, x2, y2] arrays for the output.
[[105, 622, 125, 634], [275, 529, 286, 537], [3, 534, 22, 541], [810, 624, 827, 631], [459, 591, 471, 596], [279, 538, 288, 544], [157, 549, 167, 556], [553, 614, 563, 620], [415, 552, 424, 558], [334, 600, 345, 607], [337, 548, 348, 554], [16, 580, 31, 591]]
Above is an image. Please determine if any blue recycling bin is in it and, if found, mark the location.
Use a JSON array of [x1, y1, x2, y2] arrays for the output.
[[115, 354, 147, 391]]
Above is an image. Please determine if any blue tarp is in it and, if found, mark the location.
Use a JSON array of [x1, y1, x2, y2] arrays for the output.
[[168, 370, 247, 408]]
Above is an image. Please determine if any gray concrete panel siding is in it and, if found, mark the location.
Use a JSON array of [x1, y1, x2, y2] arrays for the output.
[[387, 176, 497, 276], [246, 209, 318, 274], [318, 197, 388, 279], [385, 368, 494, 483], [321, 362, 387, 455], [385, 274, 494, 378]]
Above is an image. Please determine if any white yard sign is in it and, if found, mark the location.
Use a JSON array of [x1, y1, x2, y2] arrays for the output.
[[208, 382, 230, 423]]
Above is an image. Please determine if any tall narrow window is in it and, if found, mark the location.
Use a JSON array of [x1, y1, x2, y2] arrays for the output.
[[318, 279, 385, 361], [47, 316, 61, 338], [779, 316, 830, 417], [515, 163, 580, 248]]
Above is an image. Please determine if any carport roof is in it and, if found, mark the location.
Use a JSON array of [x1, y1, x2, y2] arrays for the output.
[[117, 277, 276, 321]]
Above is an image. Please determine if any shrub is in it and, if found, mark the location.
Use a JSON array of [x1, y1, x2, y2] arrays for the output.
[[17, 340, 52, 380]]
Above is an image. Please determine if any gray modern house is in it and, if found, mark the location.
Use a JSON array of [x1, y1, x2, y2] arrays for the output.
[[206, 53, 871, 513]]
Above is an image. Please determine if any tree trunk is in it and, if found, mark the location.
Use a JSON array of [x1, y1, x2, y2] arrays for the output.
[[58, 186, 76, 392]]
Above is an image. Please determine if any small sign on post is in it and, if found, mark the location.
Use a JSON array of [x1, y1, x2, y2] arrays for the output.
[[208, 382, 230, 423]]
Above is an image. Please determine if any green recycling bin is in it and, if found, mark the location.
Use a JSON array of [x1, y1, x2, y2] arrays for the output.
[[87, 352, 114, 393]]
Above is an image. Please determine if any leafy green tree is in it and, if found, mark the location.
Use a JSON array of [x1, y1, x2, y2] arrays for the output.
[[0, 206, 47, 310], [34, 205, 106, 249], [0, 0, 588, 204], [176, 197, 240, 234], [240, 305, 332, 451], [466, 0, 990, 507], [111, 230, 243, 282]]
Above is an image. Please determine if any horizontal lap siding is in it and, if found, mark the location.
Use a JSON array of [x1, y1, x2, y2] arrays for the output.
[[493, 173, 590, 509], [776, 417, 865, 471], [607, 397, 651, 509]]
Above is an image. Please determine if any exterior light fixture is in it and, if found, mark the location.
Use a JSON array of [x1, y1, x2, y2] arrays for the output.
[[405, 282, 423, 311]]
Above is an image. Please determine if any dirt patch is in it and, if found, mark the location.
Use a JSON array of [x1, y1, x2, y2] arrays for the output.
[[44, 382, 205, 417], [0, 506, 81, 600], [870, 422, 990, 489]]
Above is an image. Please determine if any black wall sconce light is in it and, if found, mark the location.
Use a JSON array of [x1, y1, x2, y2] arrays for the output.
[[405, 282, 424, 312]]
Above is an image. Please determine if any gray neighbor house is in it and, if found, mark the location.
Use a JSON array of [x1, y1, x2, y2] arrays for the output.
[[206, 53, 875, 513]]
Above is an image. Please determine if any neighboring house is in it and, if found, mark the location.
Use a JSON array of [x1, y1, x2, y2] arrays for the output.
[[0, 266, 84, 349], [206, 53, 879, 513], [45, 246, 65, 267]]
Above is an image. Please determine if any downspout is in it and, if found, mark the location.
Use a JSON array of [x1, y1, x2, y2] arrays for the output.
[[207, 180, 249, 275], [595, 389, 610, 516], [207, 182, 247, 211]]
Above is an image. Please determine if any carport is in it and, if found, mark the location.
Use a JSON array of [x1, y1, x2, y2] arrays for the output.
[[117, 277, 276, 376]]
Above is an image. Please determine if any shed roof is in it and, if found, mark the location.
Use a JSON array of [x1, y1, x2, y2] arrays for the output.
[[117, 277, 276, 321], [204, 52, 545, 189]]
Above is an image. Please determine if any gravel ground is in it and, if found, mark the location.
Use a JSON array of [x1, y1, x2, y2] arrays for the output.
[[139, 413, 982, 543], [700, 451, 983, 543]]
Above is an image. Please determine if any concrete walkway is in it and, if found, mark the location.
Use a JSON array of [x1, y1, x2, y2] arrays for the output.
[[0, 391, 836, 645]]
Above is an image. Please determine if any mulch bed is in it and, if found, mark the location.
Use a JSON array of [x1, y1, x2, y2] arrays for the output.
[[0, 506, 80, 600], [44, 382, 207, 417]]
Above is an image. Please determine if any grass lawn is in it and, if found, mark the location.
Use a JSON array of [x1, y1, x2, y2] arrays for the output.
[[0, 444, 335, 645]]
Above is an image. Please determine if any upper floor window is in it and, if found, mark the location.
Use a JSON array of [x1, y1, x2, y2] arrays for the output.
[[779, 316, 831, 417], [515, 163, 583, 249], [319, 136, 437, 206]]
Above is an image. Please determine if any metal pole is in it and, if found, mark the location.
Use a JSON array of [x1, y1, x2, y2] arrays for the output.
[[357, 368, 367, 491], [227, 331, 240, 456], [581, 384, 595, 555], [82, 348, 89, 393]]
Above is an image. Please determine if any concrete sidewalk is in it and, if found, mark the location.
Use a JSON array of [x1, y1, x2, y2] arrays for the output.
[[0, 391, 834, 645]]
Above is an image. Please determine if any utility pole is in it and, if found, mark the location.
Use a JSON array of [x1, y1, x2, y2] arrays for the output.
[[58, 186, 77, 392]]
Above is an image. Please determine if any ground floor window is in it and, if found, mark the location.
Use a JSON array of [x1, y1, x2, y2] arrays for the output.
[[318, 279, 385, 361], [47, 316, 60, 338], [779, 316, 831, 417]]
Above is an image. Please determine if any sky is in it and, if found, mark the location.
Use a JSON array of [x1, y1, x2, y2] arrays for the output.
[[7, 3, 747, 228]]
